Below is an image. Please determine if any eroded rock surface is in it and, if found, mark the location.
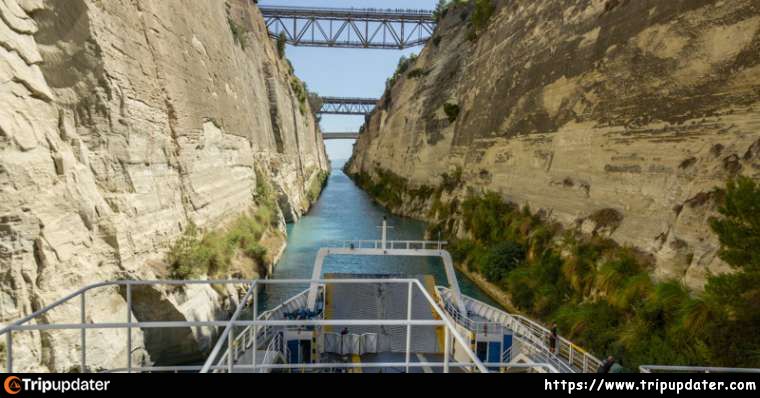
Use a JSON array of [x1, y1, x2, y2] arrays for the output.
[[348, 0, 760, 290], [0, 0, 327, 371]]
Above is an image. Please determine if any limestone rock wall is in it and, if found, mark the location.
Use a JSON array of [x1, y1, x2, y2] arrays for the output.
[[348, 0, 760, 290], [0, 0, 327, 371]]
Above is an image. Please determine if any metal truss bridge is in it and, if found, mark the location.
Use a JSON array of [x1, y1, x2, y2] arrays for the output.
[[260, 6, 437, 49], [322, 132, 360, 140], [318, 97, 378, 140], [318, 97, 378, 116]]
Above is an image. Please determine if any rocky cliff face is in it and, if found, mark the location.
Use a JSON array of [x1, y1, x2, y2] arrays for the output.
[[0, 0, 328, 371], [348, 0, 760, 289]]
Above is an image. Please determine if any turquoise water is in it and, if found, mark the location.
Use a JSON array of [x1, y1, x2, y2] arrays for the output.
[[258, 159, 498, 310]]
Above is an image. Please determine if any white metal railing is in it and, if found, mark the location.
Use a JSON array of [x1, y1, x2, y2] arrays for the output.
[[437, 295, 570, 372], [328, 240, 448, 251], [257, 332, 287, 373], [200, 278, 488, 373], [0, 278, 489, 373], [639, 365, 760, 373], [436, 287, 602, 373], [0, 279, 262, 373], [0, 276, 601, 374], [210, 286, 322, 373]]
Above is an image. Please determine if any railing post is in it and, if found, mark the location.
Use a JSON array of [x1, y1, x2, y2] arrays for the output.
[[252, 282, 258, 372], [443, 326, 450, 374], [405, 281, 412, 373], [127, 283, 132, 373], [569, 344, 574, 365], [6, 329, 12, 373], [80, 291, 86, 373], [228, 329, 234, 373], [583, 354, 588, 373]]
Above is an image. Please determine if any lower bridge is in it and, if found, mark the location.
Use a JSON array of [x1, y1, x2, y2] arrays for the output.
[[323, 132, 360, 140]]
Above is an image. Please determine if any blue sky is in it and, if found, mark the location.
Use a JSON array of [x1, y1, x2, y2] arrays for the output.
[[258, 0, 438, 160]]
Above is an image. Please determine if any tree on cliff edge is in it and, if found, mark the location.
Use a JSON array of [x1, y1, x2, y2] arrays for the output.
[[710, 176, 760, 270], [705, 176, 760, 366]]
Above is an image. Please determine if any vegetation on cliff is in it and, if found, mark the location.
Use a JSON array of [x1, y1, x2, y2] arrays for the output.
[[432, 0, 495, 39], [350, 165, 760, 369], [307, 169, 330, 204], [277, 31, 287, 59], [443, 177, 760, 369], [167, 170, 281, 280]]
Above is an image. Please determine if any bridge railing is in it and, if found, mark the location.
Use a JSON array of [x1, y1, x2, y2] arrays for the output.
[[259, 6, 436, 20], [200, 278, 488, 373], [211, 287, 318, 373], [436, 286, 603, 373], [0, 278, 488, 373], [639, 365, 760, 373], [328, 240, 448, 251]]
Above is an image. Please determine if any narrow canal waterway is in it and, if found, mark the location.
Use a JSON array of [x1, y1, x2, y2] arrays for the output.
[[259, 159, 498, 311]]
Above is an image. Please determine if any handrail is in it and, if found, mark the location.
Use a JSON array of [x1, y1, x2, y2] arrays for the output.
[[200, 282, 256, 373], [197, 278, 487, 373], [210, 287, 315, 372], [0, 279, 257, 333], [1, 278, 516, 374], [259, 6, 436, 18], [639, 365, 760, 373], [327, 240, 448, 250], [436, 286, 601, 373]]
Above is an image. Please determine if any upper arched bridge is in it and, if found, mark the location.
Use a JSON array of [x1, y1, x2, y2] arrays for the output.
[[260, 6, 437, 49]]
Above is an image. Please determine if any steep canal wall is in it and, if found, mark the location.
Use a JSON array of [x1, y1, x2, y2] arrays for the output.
[[0, 0, 328, 371], [347, 0, 760, 368]]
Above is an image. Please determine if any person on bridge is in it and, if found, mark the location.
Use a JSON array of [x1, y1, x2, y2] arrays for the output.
[[597, 356, 616, 373], [549, 323, 558, 354]]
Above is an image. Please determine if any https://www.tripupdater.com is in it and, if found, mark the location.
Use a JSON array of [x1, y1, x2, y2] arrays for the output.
[[545, 378, 757, 395]]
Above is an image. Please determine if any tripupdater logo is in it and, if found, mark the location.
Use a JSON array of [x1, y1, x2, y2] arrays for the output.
[[4, 376, 22, 394], [1, 376, 109, 394]]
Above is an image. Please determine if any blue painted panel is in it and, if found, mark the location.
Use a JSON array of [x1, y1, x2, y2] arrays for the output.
[[488, 342, 501, 363], [287, 340, 299, 363], [502, 334, 513, 362]]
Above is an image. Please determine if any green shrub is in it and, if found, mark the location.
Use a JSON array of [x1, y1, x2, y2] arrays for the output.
[[350, 168, 410, 209], [594, 250, 643, 296], [461, 192, 516, 243], [443, 103, 460, 123], [479, 241, 525, 282], [469, 0, 495, 39], [244, 242, 267, 264], [277, 31, 287, 59], [384, 54, 419, 102], [290, 77, 309, 115], [449, 239, 477, 263], [308, 91, 324, 119], [440, 167, 463, 192], [505, 267, 535, 309], [307, 170, 330, 203], [433, 0, 450, 21], [168, 223, 216, 279], [407, 68, 430, 79]]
